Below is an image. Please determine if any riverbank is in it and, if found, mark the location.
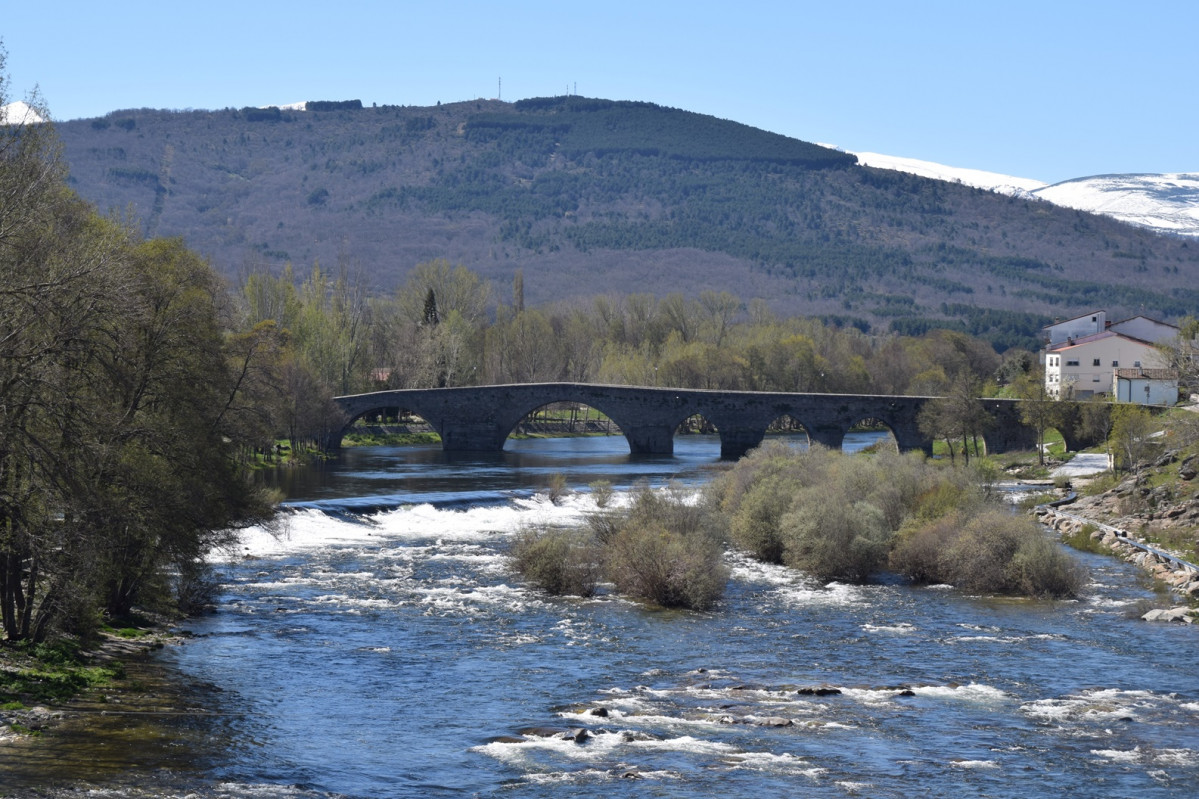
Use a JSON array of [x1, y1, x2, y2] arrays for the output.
[[1037, 451, 1199, 622], [0, 623, 188, 750]]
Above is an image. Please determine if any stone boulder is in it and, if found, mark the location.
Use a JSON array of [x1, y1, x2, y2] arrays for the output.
[[1141, 607, 1196, 623]]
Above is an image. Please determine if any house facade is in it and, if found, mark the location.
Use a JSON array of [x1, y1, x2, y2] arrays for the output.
[[1044, 331, 1170, 400], [1113, 368, 1179, 406], [1043, 311, 1180, 402], [1043, 311, 1107, 348]]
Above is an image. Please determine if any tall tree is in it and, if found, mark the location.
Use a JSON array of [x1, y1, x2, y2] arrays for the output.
[[1013, 372, 1063, 466]]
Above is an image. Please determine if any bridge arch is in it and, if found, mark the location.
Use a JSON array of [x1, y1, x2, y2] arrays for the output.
[[334, 396, 449, 448], [842, 417, 899, 453], [763, 413, 812, 447], [503, 400, 620, 441], [498, 394, 635, 450]]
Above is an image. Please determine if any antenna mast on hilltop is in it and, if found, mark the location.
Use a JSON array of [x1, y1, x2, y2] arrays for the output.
[[498, 77, 502, 101]]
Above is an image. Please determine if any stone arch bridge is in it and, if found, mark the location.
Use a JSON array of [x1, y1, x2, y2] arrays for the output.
[[333, 383, 1095, 460]]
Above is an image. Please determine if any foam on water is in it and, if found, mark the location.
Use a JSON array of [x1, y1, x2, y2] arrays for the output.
[[909, 683, 1009, 703], [723, 751, 825, 777], [217, 492, 606, 562], [950, 759, 1000, 769], [862, 622, 917, 634]]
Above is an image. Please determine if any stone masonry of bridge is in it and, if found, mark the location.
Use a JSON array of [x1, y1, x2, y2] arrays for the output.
[[334, 384, 1096, 460]]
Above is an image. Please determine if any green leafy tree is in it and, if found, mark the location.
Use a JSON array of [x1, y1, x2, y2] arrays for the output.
[[1109, 405, 1157, 474], [1013, 372, 1063, 466], [917, 375, 991, 464]]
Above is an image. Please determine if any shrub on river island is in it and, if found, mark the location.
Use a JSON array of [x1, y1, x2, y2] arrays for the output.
[[510, 525, 601, 597], [891, 510, 1085, 597], [511, 483, 728, 610], [603, 484, 727, 610], [710, 442, 1085, 598]]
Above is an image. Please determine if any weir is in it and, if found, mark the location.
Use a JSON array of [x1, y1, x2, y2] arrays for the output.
[[333, 383, 1089, 459]]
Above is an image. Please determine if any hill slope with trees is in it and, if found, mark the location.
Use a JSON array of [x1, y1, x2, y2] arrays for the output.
[[54, 96, 1199, 340]]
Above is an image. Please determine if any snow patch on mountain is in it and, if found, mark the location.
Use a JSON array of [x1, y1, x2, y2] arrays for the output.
[[0, 101, 46, 125], [1032, 173, 1199, 237], [847, 148, 1199, 238], [853, 151, 1047, 196]]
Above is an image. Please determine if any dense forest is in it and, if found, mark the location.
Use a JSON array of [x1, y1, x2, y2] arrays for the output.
[[52, 95, 1199, 349]]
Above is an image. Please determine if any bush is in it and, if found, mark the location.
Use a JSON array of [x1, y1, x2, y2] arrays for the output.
[[510, 525, 600, 597], [601, 483, 727, 610], [605, 523, 726, 610], [1003, 534, 1087, 598], [547, 472, 569, 505], [728, 475, 793, 563], [891, 510, 1084, 598], [781, 497, 891, 581], [890, 515, 960, 584], [589, 479, 613, 508]]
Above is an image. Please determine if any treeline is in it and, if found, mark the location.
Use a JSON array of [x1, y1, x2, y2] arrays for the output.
[[240, 259, 1034, 431], [0, 71, 281, 643], [475, 97, 858, 167]]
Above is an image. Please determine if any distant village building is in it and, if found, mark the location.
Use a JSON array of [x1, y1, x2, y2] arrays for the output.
[[1113, 368, 1179, 406], [1043, 310, 1108, 348], [1042, 311, 1179, 403]]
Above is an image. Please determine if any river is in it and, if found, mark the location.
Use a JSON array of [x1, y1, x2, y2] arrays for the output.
[[4, 434, 1199, 798]]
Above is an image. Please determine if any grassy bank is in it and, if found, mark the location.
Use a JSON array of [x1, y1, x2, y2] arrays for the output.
[[1, 618, 174, 740]]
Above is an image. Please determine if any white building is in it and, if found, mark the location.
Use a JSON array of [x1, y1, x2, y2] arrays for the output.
[[1108, 315, 1180, 344], [1044, 330, 1171, 400], [1042, 311, 1177, 348], [1042, 311, 1107, 348], [1113, 368, 1179, 406]]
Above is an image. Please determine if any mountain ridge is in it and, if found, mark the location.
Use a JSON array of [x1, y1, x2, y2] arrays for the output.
[[29, 96, 1199, 342]]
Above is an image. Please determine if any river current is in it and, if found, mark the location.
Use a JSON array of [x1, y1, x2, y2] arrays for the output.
[[4, 434, 1199, 798]]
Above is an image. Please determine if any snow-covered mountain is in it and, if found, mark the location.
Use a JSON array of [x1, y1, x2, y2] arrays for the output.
[[1032, 173, 1199, 238], [851, 149, 1199, 238], [6, 99, 1196, 238], [0, 100, 46, 125], [852, 151, 1048, 196]]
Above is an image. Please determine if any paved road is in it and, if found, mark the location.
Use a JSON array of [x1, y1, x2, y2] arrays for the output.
[[1052, 452, 1110, 477]]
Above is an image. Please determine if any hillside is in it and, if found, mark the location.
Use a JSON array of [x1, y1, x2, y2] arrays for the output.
[[53, 96, 1199, 344]]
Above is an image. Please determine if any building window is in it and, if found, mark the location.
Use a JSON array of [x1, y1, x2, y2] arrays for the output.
[[1134, 360, 1142, 367], [1066, 359, 1079, 366], [1112, 360, 1119, 367], [1093, 358, 1101, 366], [1093, 376, 1101, 382]]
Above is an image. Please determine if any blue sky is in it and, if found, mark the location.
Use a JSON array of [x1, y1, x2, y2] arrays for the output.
[[3, 1, 1194, 184]]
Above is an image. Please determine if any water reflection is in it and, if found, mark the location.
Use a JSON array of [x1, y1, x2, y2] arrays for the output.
[[261, 431, 888, 508]]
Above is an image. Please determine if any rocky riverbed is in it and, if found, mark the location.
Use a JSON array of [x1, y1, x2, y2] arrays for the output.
[[1038, 450, 1199, 623]]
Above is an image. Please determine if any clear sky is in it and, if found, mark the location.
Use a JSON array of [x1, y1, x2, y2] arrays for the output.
[[2, 1, 1194, 184]]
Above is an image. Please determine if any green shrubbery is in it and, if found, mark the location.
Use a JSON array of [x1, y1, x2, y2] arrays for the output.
[[514, 443, 1085, 605], [511, 483, 727, 610], [510, 526, 601, 597], [891, 510, 1084, 597], [710, 442, 1083, 598]]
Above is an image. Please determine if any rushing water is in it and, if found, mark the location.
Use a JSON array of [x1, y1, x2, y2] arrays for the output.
[[5, 434, 1199, 798]]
